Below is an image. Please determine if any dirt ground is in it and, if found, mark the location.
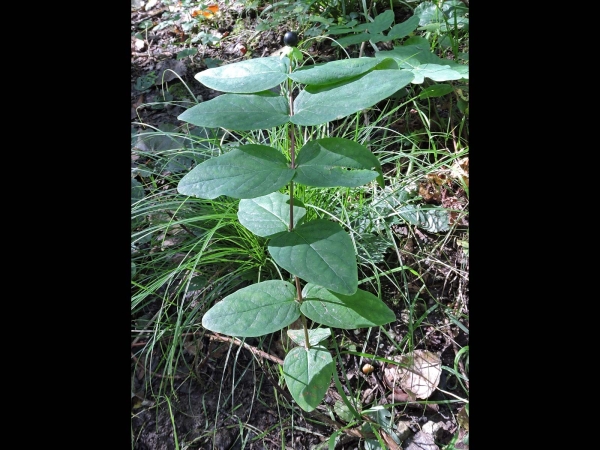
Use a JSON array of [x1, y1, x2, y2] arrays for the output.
[[131, 3, 469, 449]]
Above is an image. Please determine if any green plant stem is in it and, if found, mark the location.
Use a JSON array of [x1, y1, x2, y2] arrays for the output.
[[288, 76, 297, 232], [285, 59, 311, 350]]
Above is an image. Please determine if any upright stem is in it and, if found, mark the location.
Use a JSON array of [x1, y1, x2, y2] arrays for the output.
[[287, 59, 310, 350], [288, 76, 296, 232]]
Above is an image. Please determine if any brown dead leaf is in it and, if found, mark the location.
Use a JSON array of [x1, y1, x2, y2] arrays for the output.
[[191, 4, 219, 18], [154, 59, 188, 85], [450, 157, 469, 187], [134, 38, 146, 52], [418, 180, 441, 204], [384, 350, 442, 399], [133, 94, 144, 109], [183, 337, 203, 356], [380, 429, 402, 450]]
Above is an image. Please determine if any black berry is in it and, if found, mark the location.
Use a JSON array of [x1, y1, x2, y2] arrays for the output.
[[283, 31, 298, 46]]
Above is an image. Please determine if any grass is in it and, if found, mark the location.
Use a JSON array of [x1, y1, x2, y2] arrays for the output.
[[132, 1, 469, 447]]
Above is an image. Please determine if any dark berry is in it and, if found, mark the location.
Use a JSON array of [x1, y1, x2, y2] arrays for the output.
[[283, 31, 298, 46]]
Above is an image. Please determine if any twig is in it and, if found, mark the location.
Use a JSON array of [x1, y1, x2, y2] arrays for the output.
[[164, 211, 197, 238], [132, 6, 168, 25], [208, 333, 284, 365]]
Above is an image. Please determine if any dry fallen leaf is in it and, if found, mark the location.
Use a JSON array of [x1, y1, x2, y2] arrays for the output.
[[384, 350, 442, 399], [450, 157, 469, 186], [134, 38, 146, 52], [191, 4, 219, 18]]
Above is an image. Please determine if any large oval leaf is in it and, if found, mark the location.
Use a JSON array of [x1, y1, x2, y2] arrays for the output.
[[295, 137, 383, 188], [288, 57, 381, 86], [301, 284, 396, 329], [283, 345, 335, 412], [238, 192, 306, 238], [418, 83, 454, 99], [386, 15, 421, 40], [178, 93, 290, 130], [376, 39, 468, 83], [268, 219, 358, 295], [195, 56, 290, 93], [177, 145, 295, 199], [291, 70, 414, 126], [201, 280, 299, 337]]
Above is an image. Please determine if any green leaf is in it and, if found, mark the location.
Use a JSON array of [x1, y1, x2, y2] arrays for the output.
[[195, 57, 290, 93], [131, 178, 144, 205], [201, 280, 299, 337], [176, 48, 198, 60], [204, 58, 222, 68], [283, 345, 335, 412], [333, 32, 378, 48], [268, 219, 358, 295], [178, 92, 290, 130], [414, 1, 446, 26], [397, 204, 449, 232], [418, 83, 454, 99], [376, 39, 468, 83], [367, 9, 395, 34], [295, 137, 383, 188], [238, 192, 306, 238], [334, 401, 355, 423], [378, 39, 448, 65], [344, 9, 394, 37], [135, 127, 185, 152], [301, 284, 396, 329], [410, 64, 463, 84], [292, 70, 414, 126], [177, 145, 295, 199], [387, 15, 420, 40], [327, 25, 357, 35], [414, 0, 468, 28], [287, 328, 331, 347], [288, 57, 382, 86]]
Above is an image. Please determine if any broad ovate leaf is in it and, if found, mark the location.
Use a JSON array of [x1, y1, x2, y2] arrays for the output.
[[238, 192, 306, 238], [195, 56, 290, 93], [376, 38, 468, 83], [386, 15, 420, 40], [178, 92, 290, 130], [283, 345, 335, 412], [288, 57, 382, 86], [331, 32, 373, 48], [295, 137, 384, 188], [301, 284, 395, 329], [418, 83, 454, 99], [363, 9, 395, 33], [177, 145, 295, 199], [201, 280, 299, 337], [291, 70, 414, 126], [383, 350, 442, 399], [268, 219, 358, 295], [410, 63, 463, 84]]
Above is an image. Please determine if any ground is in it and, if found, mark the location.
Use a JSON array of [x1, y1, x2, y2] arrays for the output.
[[131, 2, 469, 449]]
